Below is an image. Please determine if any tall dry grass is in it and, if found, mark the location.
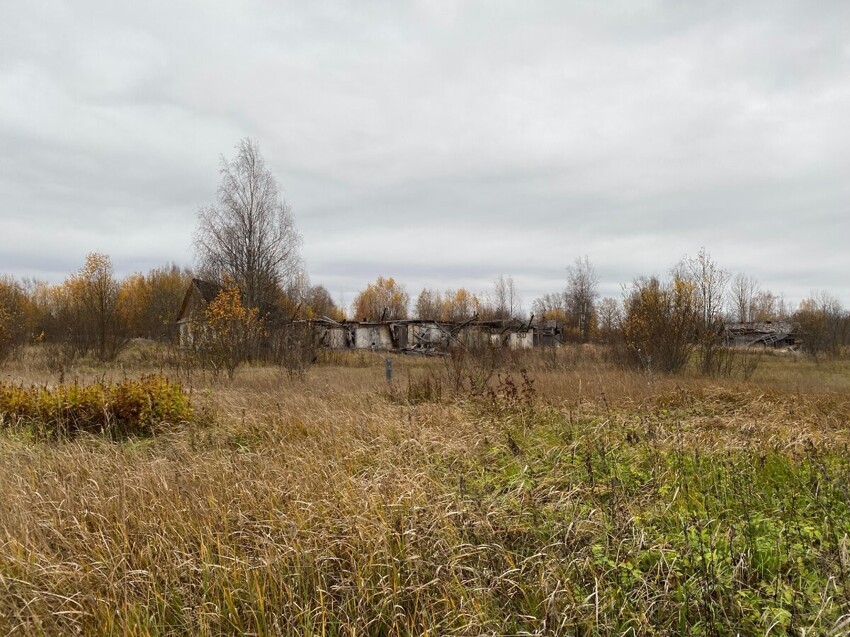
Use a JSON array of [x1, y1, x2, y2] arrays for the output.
[[0, 344, 848, 634]]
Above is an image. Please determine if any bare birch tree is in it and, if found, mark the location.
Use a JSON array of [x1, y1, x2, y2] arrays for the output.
[[532, 292, 568, 322], [597, 296, 622, 342], [505, 276, 522, 319], [751, 289, 779, 322], [679, 248, 730, 375], [566, 256, 599, 341], [729, 273, 758, 323], [195, 138, 302, 315], [488, 275, 522, 320]]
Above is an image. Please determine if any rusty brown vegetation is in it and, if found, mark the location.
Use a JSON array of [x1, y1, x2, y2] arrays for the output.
[[0, 345, 848, 634]]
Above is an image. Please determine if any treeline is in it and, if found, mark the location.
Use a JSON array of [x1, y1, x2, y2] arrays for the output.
[[350, 274, 523, 323], [349, 249, 850, 369], [3, 247, 849, 370], [0, 253, 344, 364], [546, 250, 850, 366], [0, 255, 192, 363]]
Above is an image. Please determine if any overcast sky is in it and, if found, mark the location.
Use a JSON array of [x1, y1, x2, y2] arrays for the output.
[[2, 1, 849, 311]]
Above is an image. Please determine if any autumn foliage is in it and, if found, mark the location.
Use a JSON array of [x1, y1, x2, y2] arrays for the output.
[[194, 283, 264, 378], [0, 276, 34, 362], [415, 287, 481, 322], [48, 253, 128, 361], [2, 249, 850, 376], [620, 274, 698, 373], [352, 277, 409, 320], [119, 264, 193, 341], [794, 293, 849, 359]]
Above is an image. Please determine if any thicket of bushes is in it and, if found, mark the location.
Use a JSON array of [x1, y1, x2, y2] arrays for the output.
[[0, 375, 192, 438]]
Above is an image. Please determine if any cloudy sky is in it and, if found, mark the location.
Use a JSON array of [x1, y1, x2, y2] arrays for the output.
[[2, 1, 849, 310]]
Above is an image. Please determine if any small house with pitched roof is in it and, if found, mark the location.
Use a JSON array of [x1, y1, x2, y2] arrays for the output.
[[176, 278, 223, 347]]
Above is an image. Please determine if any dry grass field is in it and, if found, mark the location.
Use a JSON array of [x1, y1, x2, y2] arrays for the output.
[[1, 345, 849, 635]]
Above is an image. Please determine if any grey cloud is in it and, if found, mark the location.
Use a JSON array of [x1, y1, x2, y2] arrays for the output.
[[1, 0, 849, 309]]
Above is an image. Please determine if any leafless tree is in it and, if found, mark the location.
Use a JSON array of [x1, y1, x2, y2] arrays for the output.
[[566, 256, 599, 341], [487, 275, 522, 320], [680, 248, 729, 328], [286, 270, 311, 303], [729, 273, 759, 323], [506, 276, 522, 319], [596, 296, 622, 342], [490, 276, 509, 320], [305, 285, 340, 319], [678, 248, 730, 375], [195, 138, 302, 315], [531, 292, 568, 322]]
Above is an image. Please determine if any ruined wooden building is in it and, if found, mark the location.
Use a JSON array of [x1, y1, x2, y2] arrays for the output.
[[176, 279, 564, 353], [310, 316, 558, 354], [724, 321, 801, 349]]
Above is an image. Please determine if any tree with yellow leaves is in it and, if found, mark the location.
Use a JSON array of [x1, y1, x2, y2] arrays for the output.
[[352, 277, 409, 321], [53, 253, 128, 361], [620, 274, 698, 373], [441, 288, 479, 323], [415, 287, 480, 322], [119, 264, 193, 341], [0, 276, 34, 363], [0, 306, 12, 366], [195, 283, 264, 378]]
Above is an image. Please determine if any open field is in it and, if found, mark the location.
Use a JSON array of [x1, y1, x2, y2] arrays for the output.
[[1, 346, 849, 635]]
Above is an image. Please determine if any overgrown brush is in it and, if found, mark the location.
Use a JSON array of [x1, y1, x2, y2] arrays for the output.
[[0, 375, 192, 438], [1, 353, 850, 634], [387, 358, 536, 411]]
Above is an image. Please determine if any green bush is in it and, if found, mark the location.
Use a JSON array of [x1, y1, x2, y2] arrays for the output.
[[0, 375, 192, 438]]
